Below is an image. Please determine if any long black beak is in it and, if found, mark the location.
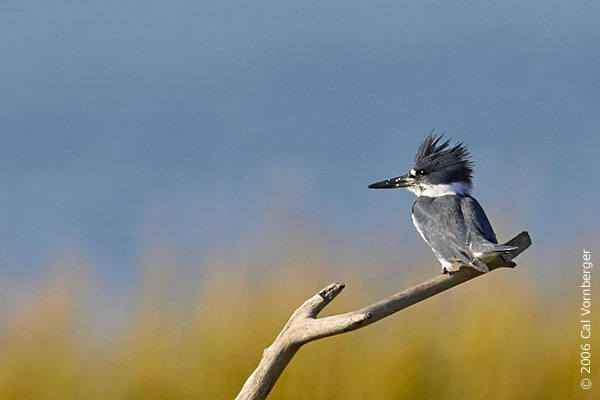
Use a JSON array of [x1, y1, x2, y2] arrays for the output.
[[367, 174, 412, 189]]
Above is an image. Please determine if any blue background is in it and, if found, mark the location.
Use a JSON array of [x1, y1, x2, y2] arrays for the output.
[[1, 1, 598, 282]]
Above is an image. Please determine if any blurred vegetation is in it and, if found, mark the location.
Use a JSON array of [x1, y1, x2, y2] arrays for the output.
[[0, 233, 596, 399]]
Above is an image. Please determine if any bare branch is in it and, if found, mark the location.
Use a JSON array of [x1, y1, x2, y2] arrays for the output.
[[236, 231, 531, 400]]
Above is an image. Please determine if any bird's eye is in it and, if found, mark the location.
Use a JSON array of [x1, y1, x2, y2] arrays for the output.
[[417, 169, 427, 176]]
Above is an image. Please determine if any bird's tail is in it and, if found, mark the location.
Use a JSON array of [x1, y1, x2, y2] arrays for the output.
[[476, 243, 518, 260], [492, 243, 519, 253], [470, 241, 519, 271], [487, 231, 532, 269], [501, 232, 531, 256]]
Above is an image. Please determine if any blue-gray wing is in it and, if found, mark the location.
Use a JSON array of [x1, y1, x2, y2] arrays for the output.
[[461, 195, 518, 256], [460, 195, 498, 245], [412, 195, 514, 272], [411, 196, 473, 267]]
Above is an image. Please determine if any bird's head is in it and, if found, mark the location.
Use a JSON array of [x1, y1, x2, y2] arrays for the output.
[[368, 134, 473, 197]]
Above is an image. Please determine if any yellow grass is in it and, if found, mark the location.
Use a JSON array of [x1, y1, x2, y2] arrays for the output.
[[0, 236, 596, 399]]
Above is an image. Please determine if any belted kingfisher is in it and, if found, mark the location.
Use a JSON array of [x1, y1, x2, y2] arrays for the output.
[[368, 134, 517, 273]]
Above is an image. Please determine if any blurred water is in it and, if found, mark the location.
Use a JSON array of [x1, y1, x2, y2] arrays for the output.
[[0, 1, 598, 281]]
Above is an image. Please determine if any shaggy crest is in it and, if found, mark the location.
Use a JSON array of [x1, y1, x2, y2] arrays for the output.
[[411, 134, 473, 188]]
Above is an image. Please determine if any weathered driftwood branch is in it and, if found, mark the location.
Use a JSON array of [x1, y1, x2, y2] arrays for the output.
[[236, 231, 531, 400]]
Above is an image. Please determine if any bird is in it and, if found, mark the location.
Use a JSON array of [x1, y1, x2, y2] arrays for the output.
[[368, 134, 517, 273]]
